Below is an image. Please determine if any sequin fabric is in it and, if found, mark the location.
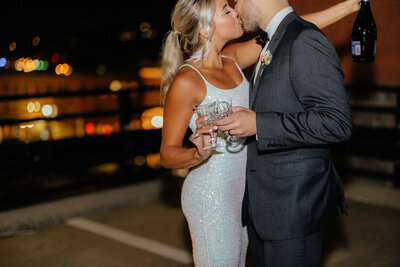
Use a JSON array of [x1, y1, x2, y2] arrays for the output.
[[180, 58, 249, 266]]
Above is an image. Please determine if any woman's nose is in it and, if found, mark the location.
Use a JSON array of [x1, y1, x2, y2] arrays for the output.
[[230, 8, 239, 18]]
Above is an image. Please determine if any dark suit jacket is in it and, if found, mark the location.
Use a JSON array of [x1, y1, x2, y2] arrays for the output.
[[242, 12, 352, 241]]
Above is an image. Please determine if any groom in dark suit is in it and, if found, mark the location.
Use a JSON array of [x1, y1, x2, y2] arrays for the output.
[[215, 0, 353, 266]]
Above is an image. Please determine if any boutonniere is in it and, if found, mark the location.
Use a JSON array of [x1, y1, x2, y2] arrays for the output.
[[260, 49, 272, 66], [258, 50, 272, 77]]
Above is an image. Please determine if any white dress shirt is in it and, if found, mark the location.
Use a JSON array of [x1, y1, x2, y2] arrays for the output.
[[253, 6, 294, 85]]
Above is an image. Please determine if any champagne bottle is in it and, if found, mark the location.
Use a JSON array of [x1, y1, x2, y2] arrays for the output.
[[352, 0, 377, 62]]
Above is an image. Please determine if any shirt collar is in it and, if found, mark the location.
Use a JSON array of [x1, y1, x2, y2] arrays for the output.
[[265, 6, 294, 40]]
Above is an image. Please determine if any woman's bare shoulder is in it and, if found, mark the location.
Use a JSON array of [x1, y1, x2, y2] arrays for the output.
[[166, 65, 206, 102]]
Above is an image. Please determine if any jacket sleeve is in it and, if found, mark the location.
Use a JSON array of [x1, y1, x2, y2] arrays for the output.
[[255, 28, 353, 151]]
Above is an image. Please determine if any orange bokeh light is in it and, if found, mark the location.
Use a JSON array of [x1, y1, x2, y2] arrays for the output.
[[84, 122, 95, 136]]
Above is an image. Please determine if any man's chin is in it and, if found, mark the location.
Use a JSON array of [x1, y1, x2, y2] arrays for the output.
[[240, 17, 259, 33], [242, 24, 259, 34]]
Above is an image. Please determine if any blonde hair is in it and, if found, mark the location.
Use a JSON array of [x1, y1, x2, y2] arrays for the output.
[[160, 0, 216, 105]]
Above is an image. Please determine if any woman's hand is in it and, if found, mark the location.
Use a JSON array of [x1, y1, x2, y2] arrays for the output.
[[194, 116, 217, 134], [344, 0, 361, 15], [189, 131, 212, 161], [189, 116, 217, 162], [301, 0, 361, 30]]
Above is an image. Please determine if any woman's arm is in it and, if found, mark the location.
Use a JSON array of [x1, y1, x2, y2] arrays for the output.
[[302, 0, 361, 29], [224, 0, 361, 69], [222, 38, 261, 70], [160, 70, 210, 169]]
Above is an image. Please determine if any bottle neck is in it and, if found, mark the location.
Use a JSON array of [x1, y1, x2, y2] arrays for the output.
[[361, 0, 370, 5], [361, 0, 371, 10]]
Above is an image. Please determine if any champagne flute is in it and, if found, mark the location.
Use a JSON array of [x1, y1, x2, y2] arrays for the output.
[[195, 98, 220, 151]]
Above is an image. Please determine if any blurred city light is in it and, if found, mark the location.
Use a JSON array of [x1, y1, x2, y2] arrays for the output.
[[146, 153, 161, 169], [84, 122, 95, 136], [109, 80, 122, 92], [34, 101, 41, 112], [42, 104, 53, 117], [32, 36, 40, 46], [138, 67, 161, 80], [130, 119, 142, 130], [19, 123, 34, 129], [138, 21, 157, 39], [141, 107, 163, 130], [109, 80, 139, 92], [96, 124, 104, 135], [120, 31, 137, 41], [14, 58, 48, 72], [51, 53, 60, 63], [27, 102, 35, 113], [50, 105, 58, 118], [134, 155, 146, 166], [101, 124, 113, 135], [40, 127, 50, 141], [55, 63, 73, 76], [9, 42, 16, 51], [0, 58, 7, 67], [41, 104, 58, 118], [139, 22, 150, 32], [151, 115, 163, 128]]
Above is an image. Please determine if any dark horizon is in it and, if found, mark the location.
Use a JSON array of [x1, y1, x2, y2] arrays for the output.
[[1, 2, 177, 74]]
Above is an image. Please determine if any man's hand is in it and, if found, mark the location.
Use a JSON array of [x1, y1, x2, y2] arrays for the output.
[[215, 106, 257, 137]]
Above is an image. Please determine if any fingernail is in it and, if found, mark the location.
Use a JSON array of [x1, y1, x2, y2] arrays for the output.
[[213, 126, 218, 130], [195, 133, 199, 137]]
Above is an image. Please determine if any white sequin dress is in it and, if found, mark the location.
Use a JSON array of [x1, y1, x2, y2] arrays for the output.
[[180, 58, 249, 267]]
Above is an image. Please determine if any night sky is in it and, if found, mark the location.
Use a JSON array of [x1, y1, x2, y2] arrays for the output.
[[1, 1, 178, 74]]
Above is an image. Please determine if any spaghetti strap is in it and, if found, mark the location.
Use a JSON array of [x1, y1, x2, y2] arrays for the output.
[[180, 59, 245, 90], [179, 64, 208, 84], [221, 55, 246, 78], [221, 55, 234, 61]]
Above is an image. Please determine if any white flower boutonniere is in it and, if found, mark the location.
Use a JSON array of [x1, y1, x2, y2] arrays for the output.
[[260, 49, 272, 66]]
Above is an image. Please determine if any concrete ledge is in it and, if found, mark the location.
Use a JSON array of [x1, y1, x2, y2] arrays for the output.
[[1, 174, 398, 237], [0, 179, 164, 236], [344, 176, 400, 210]]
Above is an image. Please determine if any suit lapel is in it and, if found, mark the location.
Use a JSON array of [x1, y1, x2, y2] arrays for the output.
[[249, 67, 256, 95], [249, 12, 298, 109]]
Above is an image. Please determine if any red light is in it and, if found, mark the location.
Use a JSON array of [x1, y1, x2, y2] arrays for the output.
[[51, 53, 60, 63], [84, 122, 95, 135], [102, 124, 113, 135]]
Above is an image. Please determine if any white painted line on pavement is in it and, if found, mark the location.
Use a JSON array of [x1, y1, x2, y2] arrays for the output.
[[66, 217, 193, 264]]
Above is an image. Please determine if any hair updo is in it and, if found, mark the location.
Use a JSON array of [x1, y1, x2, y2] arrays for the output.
[[160, 0, 216, 104]]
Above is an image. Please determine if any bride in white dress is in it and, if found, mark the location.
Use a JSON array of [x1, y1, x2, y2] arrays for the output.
[[159, 0, 360, 265]]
